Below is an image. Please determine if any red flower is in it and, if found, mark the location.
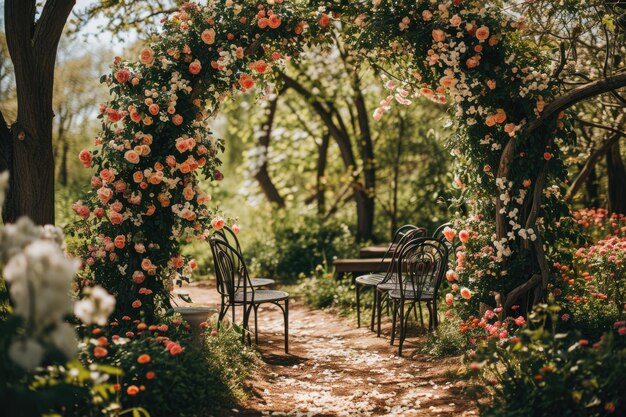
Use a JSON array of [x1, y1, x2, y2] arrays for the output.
[[137, 354, 151, 364]]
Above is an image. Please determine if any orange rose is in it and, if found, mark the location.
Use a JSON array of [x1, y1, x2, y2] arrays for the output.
[[201, 28, 216, 45], [94, 347, 108, 358], [114, 235, 126, 249], [139, 47, 154, 65], [239, 74, 255, 91], [268, 14, 281, 29], [137, 354, 151, 364], [78, 149, 93, 167], [125, 150, 140, 164], [127, 385, 140, 396], [475, 26, 490, 41]]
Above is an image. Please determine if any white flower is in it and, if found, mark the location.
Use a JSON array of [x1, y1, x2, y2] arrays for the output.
[[74, 285, 116, 326], [48, 322, 78, 359], [9, 338, 45, 371], [4, 240, 78, 329]]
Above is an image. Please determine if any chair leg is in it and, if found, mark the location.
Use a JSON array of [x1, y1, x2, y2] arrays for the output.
[[398, 298, 406, 356], [390, 300, 398, 346], [418, 302, 425, 329], [356, 284, 361, 328], [432, 301, 439, 329], [370, 289, 377, 332], [253, 304, 260, 344], [400, 302, 413, 356], [377, 291, 383, 337], [284, 298, 289, 354], [426, 302, 434, 332], [242, 304, 253, 345]]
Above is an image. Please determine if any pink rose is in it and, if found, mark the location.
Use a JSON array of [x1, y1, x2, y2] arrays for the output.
[[446, 270, 458, 282], [461, 287, 472, 300], [189, 59, 202, 75], [97, 187, 113, 205], [125, 150, 140, 164], [450, 15, 462, 27], [476, 26, 490, 41], [139, 47, 154, 65], [132, 271, 145, 284], [211, 216, 225, 231], [459, 230, 470, 243], [201, 28, 216, 45], [109, 211, 124, 225], [78, 149, 93, 167], [231, 224, 240, 234], [445, 293, 454, 305], [115, 68, 131, 84], [432, 29, 445, 42], [442, 226, 457, 242], [114, 235, 126, 249]]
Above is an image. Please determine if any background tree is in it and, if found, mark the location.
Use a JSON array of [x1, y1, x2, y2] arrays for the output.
[[514, 0, 626, 213], [0, 0, 75, 225]]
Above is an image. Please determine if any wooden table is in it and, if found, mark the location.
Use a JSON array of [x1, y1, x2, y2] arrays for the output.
[[359, 244, 392, 258], [333, 258, 390, 278]]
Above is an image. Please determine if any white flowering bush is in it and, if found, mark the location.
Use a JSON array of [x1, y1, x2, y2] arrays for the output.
[[0, 172, 121, 417]]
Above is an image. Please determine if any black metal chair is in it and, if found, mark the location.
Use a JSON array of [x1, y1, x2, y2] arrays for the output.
[[388, 237, 448, 356], [362, 228, 428, 336], [209, 237, 289, 353], [214, 226, 276, 289], [354, 225, 424, 329]]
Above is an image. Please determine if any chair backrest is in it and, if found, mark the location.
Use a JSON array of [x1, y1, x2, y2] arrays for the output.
[[208, 237, 254, 301], [395, 237, 448, 300], [432, 222, 452, 241], [379, 226, 428, 284], [214, 226, 243, 253]]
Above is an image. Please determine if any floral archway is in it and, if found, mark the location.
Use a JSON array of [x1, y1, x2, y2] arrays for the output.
[[73, 0, 574, 322]]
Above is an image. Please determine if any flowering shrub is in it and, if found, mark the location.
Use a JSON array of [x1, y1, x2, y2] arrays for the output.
[[81, 314, 257, 417], [71, 0, 325, 321], [0, 172, 121, 417], [549, 209, 626, 337], [247, 213, 357, 282], [467, 303, 626, 416], [297, 263, 358, 315]]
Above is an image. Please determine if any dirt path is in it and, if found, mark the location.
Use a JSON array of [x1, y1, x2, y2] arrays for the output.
[[183, 282, 476, 417]]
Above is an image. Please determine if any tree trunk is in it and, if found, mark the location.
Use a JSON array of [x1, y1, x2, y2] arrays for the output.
[[607, 141, 626, 215], [353, 85, 375, 241], [254, 91, 285, 208], [59, 136, 69, 186], [316, 133, 329, 215], [584, 166, 600, 208], [1, 0, 76, 225]]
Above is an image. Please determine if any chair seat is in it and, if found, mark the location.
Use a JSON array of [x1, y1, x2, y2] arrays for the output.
[[388, 288, 434, 300], [377, 281, 408, 291], [355, 273, 387, 286], [233, 290, 289, 303], [250, 278, 275, 287]]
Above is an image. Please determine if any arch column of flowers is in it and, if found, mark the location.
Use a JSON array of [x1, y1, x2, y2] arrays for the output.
[[73, 0, 579, 322]]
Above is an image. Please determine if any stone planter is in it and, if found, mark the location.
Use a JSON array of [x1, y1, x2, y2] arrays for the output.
[[173, 306, 218, 341]]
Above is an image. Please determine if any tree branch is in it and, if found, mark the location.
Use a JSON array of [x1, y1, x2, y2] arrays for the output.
[[33, 0, 76, 54], [565, 132, 623, 202], [504, 274, 542, 313], [526, 72, 626, 134]]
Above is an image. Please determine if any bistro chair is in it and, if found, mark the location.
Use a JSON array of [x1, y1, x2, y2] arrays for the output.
[[355, 225, 427, 333], [214, 226, 276, 289], [209, 237, 290, 353], [388, 237, 448, 356], [354, 225, 419, 328], [213, 226, 275, 323]]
